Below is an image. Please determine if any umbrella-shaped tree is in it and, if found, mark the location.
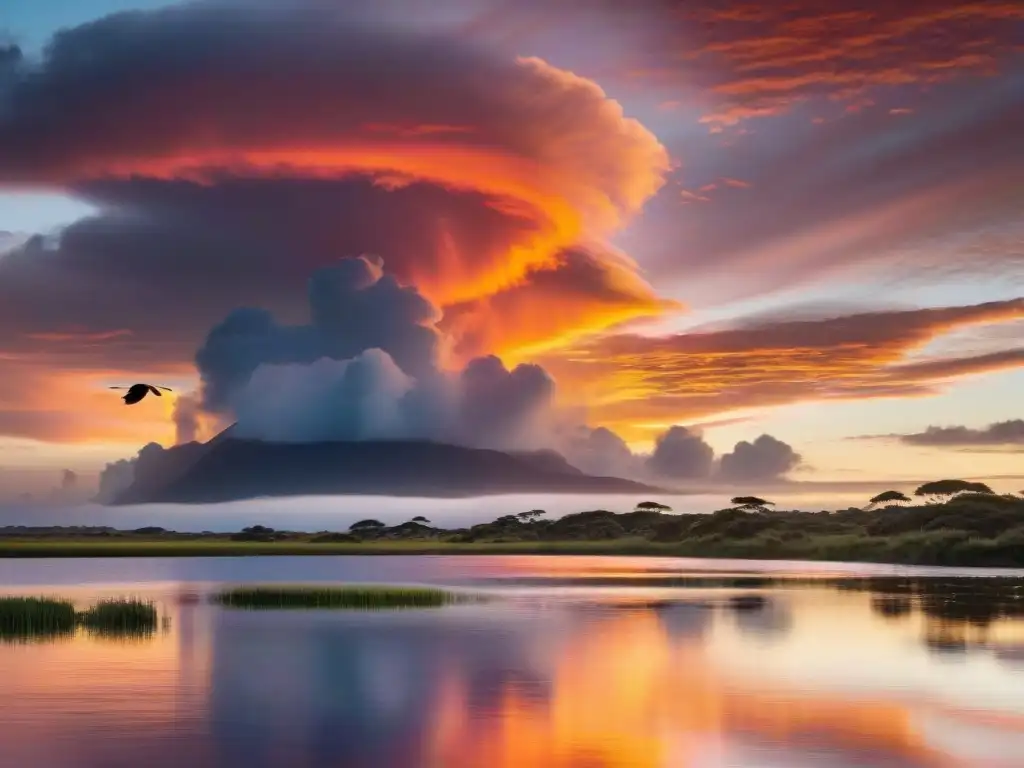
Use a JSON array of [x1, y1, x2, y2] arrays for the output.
[[867, 490, 911, 509], [914, 479, 993, 503], [635, 501, 673, 513], [730, 496, 774, 513]]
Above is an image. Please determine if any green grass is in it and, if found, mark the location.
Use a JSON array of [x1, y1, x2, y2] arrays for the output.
[[213, 584, 461, 610], [0, 596, 77, 642], [77, 597, 158, 636], [1, 526, 1023, 567], [0, 595, 160, 641]]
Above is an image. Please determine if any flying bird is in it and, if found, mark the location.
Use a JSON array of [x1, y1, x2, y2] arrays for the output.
[[110, 383, 173, 405]]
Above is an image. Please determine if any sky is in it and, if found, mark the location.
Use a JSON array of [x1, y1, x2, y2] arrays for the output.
[[0, 0, 1022, 502]]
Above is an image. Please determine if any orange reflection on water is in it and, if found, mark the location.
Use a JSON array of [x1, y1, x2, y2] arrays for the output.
[[424, 608, 960, 768], [4, 577, 1024, 767], [0, 596, 212, 766]]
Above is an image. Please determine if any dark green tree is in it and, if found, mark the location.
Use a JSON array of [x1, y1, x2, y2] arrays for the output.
[[867, 490, 911, 509], [242, 525, 274, 533], [635, 501, 672, 512], [517, 510, 546, 522], [349, 519, 386, 532], [730, 496, 774, 513], [914, 479, 993, 503]]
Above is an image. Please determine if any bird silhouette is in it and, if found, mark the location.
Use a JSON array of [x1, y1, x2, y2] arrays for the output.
[[109, 383, 173, 405]]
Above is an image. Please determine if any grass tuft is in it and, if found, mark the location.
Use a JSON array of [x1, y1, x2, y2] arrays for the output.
[[0, 596, 76, 643], [76, 597, 159, 637], [214, 585, 460, 610]]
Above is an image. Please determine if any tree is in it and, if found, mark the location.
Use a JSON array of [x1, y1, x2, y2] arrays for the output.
[[232, 524, 277, 542], [867, 490, 911, 509], [349, 519, 386, 532], [730, 496, 774, 513], [914, 479, 994, 503], [517, 510, 546, 522], [411, 516, 431, 524], [635, 500, 672, 512]]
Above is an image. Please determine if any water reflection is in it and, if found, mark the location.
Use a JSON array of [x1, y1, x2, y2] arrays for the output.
[[727, 596, 793, 642], [1, 559, 1024, 767], [855, 577, 1024, 662]]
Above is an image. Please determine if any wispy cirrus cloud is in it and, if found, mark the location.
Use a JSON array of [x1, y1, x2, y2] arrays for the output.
[[26, 328, 133, 343], [539, 299, 1024, 439], [858, 419, 1024, 450], [669, 1, 1024, 127]]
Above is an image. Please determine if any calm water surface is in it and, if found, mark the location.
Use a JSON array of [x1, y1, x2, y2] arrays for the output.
[[2, 555, 1024, 767]]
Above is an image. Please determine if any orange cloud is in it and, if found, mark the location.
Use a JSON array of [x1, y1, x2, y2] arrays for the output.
[[360, 123, 478, 138], [0, 10, 673, 372], [538, 299, 1024, 440], [679, 189, 711, 203], [676, 176, 753, 206], [0, 52, 669, 310], [440, 246, 677, 362], [25, 329, 133, 343], [721, 177, 752, 188], [672, 1, 1024, 125]]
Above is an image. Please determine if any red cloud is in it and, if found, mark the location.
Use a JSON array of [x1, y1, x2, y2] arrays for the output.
[[669, 1, 1024, 125], [0, 4, 672, 368], [26, 329, 133, 343], [539, 299, 1024, 440]]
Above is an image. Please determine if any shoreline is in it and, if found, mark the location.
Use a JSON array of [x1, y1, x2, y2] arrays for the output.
[[1, 536, 1023, 568], [5, 495, 1024, 568]]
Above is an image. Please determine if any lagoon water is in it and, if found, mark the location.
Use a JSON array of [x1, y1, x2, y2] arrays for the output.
[[2, 555, 1024, 767]]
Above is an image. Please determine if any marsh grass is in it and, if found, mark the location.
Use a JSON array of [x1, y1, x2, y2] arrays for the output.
[[5, 512, 1024, 568], [0, 596, 76, 643], [214, 585, 462, 610], [76, 598, 159, 638]]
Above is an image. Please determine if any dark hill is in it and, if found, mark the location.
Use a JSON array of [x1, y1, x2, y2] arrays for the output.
[[110, 438, 663, 504]]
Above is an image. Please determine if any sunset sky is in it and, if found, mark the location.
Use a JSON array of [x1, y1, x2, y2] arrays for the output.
[[0, 0, 1022, 500]]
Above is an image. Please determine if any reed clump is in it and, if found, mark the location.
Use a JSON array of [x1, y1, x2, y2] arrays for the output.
[[214, 585, 459, 610], [77, 597, 159, 637], [0, 596, 76, 642], [1, 595, 160, 641]]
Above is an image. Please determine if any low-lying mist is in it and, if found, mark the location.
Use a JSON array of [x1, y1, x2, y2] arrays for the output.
[[0, 491, 870, 533]]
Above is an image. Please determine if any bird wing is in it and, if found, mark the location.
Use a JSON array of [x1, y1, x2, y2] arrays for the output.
[[157, 386, 173, 392], [109, 386, 127, 390], [148, 385, 163, 397]]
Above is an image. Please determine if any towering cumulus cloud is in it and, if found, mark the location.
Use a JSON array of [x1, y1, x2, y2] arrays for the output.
[[196, 255, 441, 411], [95, 251, 806, 494], [646, 426, 716, 479], [719, 435, 802, 482], [0, 1, 672, 363], [195, 256, 557, 450]]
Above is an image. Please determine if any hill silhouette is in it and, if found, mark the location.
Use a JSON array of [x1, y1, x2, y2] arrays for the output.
[[110, 434, 663, 504]]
